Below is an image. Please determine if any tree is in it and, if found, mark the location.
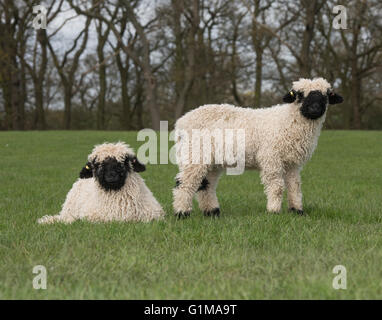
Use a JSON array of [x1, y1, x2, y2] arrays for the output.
[[317, 0, 382, 129], [93, 0, 117, 130], [69, 0, 162, 130], [47, 11, 91, 129], [0, 0, 33, 130], [21, 0, 64, 130]]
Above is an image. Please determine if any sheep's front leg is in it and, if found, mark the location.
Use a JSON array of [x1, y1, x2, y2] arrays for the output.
[[173, 165, 208, 219], [196, 169, 222, 217], [260, 169, 285, 213], [284, 166, 303, 215]]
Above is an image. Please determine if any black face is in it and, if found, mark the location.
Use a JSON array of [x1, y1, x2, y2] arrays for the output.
[[283, 89, 344, 120], [80, 155, 146, 191], [95, 157, 128, 191], [300, 90, 328, 120], [79, 155, 146, 191]]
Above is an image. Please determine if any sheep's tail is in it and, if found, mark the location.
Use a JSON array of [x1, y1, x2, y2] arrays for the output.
[[37, 214, 73, 224]]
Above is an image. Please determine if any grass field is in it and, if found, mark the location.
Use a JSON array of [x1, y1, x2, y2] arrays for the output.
[[0, 130, 381, 299]]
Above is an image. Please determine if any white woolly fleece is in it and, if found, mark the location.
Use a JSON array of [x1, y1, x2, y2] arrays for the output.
[[38, 142, 165, 224], [173, 78, 333, 214], [88, 141, 135, 163]]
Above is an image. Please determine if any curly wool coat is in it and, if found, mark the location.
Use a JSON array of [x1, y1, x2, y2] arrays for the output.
[[173, 78, 342, 216], [38, 142, 165, 224]]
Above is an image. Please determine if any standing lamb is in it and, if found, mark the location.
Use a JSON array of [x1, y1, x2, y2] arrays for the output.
[[173, 78, 343, 218], [38, 142, 165, 224]]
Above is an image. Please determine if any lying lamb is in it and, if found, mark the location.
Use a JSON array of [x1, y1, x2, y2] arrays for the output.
[[173, 77, 343, 218], [38, 142, 165, 224]]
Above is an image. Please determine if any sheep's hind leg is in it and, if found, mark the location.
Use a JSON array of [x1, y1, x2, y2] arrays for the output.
[[173, 165, 209, 219], [37, 214, 75, 224], [284, 166, 304, 215], [196, 169, 223, 218], [260, 169, 285, 213]]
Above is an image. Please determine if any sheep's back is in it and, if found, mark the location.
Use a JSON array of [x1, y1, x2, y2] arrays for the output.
[[175, 104, 278, 168], [174, 103, 324, 169]]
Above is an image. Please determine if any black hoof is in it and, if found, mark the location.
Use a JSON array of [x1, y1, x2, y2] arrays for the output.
[[289, 207, 304, 215], [175, 211, 191, 219], [203, 208, 220, 218]]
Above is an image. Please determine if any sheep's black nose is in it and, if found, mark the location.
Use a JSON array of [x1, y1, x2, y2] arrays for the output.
[[309, 103, 321, 113], [105, 172, 119, 183]]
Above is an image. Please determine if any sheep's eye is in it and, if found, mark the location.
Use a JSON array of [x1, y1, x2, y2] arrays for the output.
[[297, 91, 304, 101]]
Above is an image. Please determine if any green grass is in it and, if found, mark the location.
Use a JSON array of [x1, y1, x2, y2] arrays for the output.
[[0, 130, 381, 299]]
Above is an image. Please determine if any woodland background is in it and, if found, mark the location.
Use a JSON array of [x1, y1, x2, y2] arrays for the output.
[[0, 0, 381, 131]]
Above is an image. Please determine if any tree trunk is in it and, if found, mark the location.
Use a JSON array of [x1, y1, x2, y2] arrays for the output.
[[11, 68, 21, 130], [254, 47, 263, 108], [175, 83, 192, 120], [299, 0, 318, 78], [18, 55, 26, 130], [172, 0, 197, 119], [251, 0, 265, 108], [34, 79, 46, 130], [145, 73, 160, 130], [63, 84, 72, 130], [134, 64, 144, 130], [95, 10, 112, 130], [2, 81, 13, 130], [97, 60, 106, 130], [350, 75, 361, 129], [116, 52, 131, 130], [120, 71, 131, 130], [35, 29, 48, 130], [136, 98, 143, 130], [0, 3, 14, 130], [348, 1, 366, 130]]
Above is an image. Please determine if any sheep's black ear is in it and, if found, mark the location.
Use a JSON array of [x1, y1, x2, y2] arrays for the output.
[[283, 90, 297, 103], [79, 162, 93, 179], [328, 92, 343, 104], [126, 156, 146, 172]]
